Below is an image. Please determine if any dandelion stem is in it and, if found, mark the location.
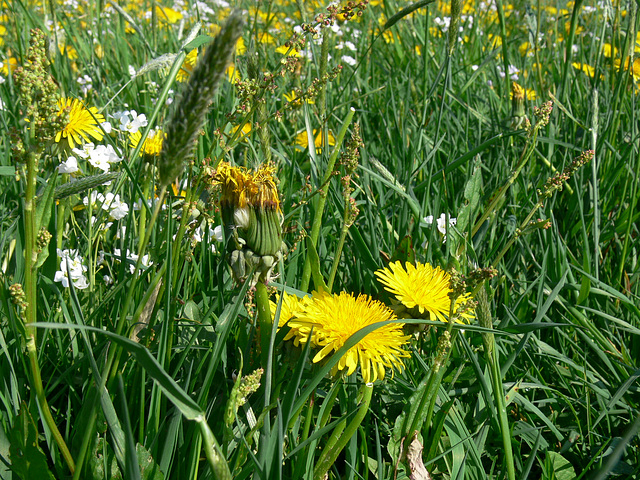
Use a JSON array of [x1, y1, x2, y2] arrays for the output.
[[255, 281, 273, 369], [24, 151, 76, 474]]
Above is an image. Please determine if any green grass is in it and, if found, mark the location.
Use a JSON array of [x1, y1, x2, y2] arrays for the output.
[[1, 0, 639, 478]]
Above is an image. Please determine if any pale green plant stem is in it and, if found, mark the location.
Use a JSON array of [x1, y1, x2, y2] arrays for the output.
[[199, 418, 232, 480], [56, 173, 68, 253], [327, 208, 351, 291], [316, 28, 330, 122], [405, 326, 455, 440], [560, 0, 585, 102], [491, 199, 543, 268], [137, 174, 151, 253], [615, 1, 638, 286], [255, 281, 272, 369], [300, 108, 355, 292], [24, 151, 76, 474], [313, 383, 373, 480], [472, 128, 540, 238], [477, 289, 515, 480]]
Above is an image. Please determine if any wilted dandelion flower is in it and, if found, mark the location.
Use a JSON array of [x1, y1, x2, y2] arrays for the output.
[[375, 261, 452, 321], [55, 97, 105, 149], [287, 291, 410, 384]]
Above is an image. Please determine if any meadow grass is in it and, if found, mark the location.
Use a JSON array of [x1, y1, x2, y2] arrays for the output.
[[0, 0, 639, 479]]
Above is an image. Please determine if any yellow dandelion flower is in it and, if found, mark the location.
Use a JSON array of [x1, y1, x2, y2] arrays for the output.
[[55, 97, 105, 149], [270, 290, 309, 329], [283, 90, 314, 107], [129, 128, 164, 156], [156, 5, 182, 24], [602, 43, 618, 58], [236, 36, 247, 55], [226, 63, 240, 82], [572, 62, 596, 78], [375, 261, 452, 321], [275, 45, 301, 57], [0, 57, 18, 76], [453, 292, 476, 324], [230, 122, 252, 141], [287, 291, 411, 384], [294, 129, 336, 153], [214, 161, 281, 213], [177, 49, 198, 82]]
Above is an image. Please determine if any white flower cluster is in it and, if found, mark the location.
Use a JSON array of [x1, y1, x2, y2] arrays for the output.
[[112, 109, 148, 134], [82, 191, 130, 220], [113, 248, 153, 274], [54, 249, 89, 289], [423, 213, 457, 244]]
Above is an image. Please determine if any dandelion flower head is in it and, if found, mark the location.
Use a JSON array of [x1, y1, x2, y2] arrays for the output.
[[214, 161, 281, 213], [287, 291, 410, 384], [270, 290, 309, 330], [375, 261, 452, 321], [55, 97, 104, 149], [130, 127, 165, 156]]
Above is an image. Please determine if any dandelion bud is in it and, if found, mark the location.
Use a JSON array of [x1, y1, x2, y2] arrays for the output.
[[213, 161, 284, 285]]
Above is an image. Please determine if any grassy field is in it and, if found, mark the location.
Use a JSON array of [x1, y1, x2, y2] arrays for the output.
[[1, 0, 639, 478]]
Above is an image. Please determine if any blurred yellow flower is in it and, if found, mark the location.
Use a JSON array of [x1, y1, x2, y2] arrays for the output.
[[129, 128, 164, 156], [572, 62, 597, 78], [177, 49, 198, 83], [156, 5, 182, 24], [295, 129, 335, 153]]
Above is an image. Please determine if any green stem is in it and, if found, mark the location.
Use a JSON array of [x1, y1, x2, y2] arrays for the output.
[[74, 186, 167, 476], [477, 288, 515, 480], [472, 128, 539, 238], [491, 200, 543, 268], [313, 384, 373, 480], [494, 0, 510, 95], [255, 281, 272, 369], [199, 418, 232, 480], [327, 212, 350, 291], [23, 151, 76, 474], [560, 0, 585, 102], [300, 108, 355, 292]]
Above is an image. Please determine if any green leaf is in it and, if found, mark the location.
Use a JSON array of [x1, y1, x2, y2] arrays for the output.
[[543, 451, 576, 480], [9, 403, 56, 480], [90, 437, 123, 480], [31, 323, 203, 421], [390, 236, 415, 265], [457, 155, 483, 234], [137, 444, 165, 480], [305, 236, 328, 292], [0, 166, 14, 176], [183, 300, 202, 322]]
